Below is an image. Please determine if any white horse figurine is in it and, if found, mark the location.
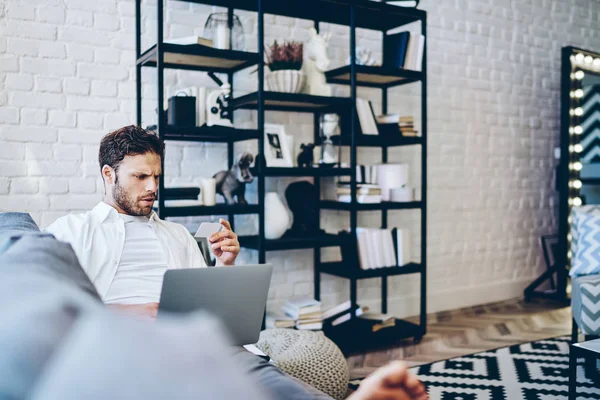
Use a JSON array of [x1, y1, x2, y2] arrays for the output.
[[303, 27, 332, 97]]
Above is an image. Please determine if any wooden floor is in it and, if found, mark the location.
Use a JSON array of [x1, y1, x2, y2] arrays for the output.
[[347, 297, 571, 379]]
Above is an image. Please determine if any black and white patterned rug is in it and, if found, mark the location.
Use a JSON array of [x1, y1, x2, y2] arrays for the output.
[[350, 337, 600, 399]]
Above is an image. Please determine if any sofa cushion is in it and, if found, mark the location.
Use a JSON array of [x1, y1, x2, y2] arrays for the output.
[[0, 213, 101, 300], [571, 208, 600, 277]]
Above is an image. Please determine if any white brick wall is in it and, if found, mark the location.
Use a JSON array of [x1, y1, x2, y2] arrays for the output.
[[1, 0, 599, 318]]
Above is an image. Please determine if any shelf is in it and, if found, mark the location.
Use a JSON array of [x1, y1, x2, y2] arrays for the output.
[[320, 200, 422, 211], [162, 124, 259, 143], [239, 233, 347, 251], [323, 317, 423, 354], [326, 65, 423, 88], [178, 0, 424, 31], [230, 92, 349, 112], [137, 43, 258, 73], [319, 262, 422, 279], [161, 204, 258, 217], [330, 134, 422, 147], [251, 167, 353, 177]]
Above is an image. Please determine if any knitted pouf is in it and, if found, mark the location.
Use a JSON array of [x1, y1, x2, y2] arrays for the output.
[[256, 329, 349, 400]]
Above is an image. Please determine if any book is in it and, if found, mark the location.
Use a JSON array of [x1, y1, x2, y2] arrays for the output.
[[396, 228, 411, 266], [337, 194, 383, 204], [331, 305, 369, 326], [360, 312, 396, 324], [387, 0, 418, 7], [356, 98, 379, 135], [165, 36, 213, 46], [282, 297, 321, 319], [322, 300, 353, 320], [266, 312, 295, 329], [403, 34, 425, 71], [296, 321, 323, 330], [383, 31, 410, 68]]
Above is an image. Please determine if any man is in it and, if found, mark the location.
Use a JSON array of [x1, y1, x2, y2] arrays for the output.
[[43, 126, 427, 400], [46, 125, 240, 318]]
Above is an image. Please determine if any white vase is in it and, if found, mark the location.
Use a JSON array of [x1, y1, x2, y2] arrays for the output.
[[264, 192, 290, 240], [266, 70, 305, 93]]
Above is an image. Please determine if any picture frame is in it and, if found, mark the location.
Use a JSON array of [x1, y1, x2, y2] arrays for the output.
[[264, 123, 293, 167]]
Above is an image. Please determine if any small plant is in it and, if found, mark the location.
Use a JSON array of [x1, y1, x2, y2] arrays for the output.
[[265, 40, 303, 71]]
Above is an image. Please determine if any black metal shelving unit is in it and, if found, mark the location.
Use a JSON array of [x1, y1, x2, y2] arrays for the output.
[[136, 0, 427, 354]]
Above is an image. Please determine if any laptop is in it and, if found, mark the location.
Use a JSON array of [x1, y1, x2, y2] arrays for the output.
[[158, 264, 273, 346]]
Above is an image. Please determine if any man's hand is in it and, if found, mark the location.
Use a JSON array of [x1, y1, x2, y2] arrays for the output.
[[107, 302, 159, 319], [209, 218, 240, 266], [348, 361, 428, 400]]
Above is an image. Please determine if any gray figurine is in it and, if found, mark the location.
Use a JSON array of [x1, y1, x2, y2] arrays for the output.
[[214, 152, 254, 205]]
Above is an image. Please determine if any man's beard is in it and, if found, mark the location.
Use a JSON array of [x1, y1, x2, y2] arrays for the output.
[[112, 178, 155, 216]]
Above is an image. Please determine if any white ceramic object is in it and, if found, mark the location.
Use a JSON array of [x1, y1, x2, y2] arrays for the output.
[[390, 187, 414, 202], [266, 70, 305, 93], [264, 192, 290, 239], [200, 178, 217, 206], [303, 27, 332, 96], [376, 164, 408, 201]]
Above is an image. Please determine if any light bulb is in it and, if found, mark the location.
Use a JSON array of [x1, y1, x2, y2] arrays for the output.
[[573, 197, 582, 206], [594, 58, 600, 66], [574, 180, 582, 189], [575, 126, 583, 134], [569, 163, 574, 170], [585, 55, 593, 64], [575, 89, 584, 98], [570, 109, 575, 116], [568, 233, 572, 240], [575, 144, 583, 153], [575, 70, 585, 80], [568, 251, 572, 259], [570, 127, 575, 134], [575, 107, 583, 116], [569, 145, 574, 153], [568, 216, 573, 223], [569, 180, 574, 188], [575, 53, 585, 62], [574, 161, 583, 171], [568, 198, 573, 205]]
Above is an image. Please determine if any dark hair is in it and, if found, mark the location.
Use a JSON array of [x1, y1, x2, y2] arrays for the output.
[[98, 125, 165, 174]]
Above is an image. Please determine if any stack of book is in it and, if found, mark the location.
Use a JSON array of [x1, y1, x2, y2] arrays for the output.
[[354, 227, 411, 269], [337, 182, 382, 204], [399, 116, 418, 137], [360, 313, 397, 332], [282, 297, 323, 330]]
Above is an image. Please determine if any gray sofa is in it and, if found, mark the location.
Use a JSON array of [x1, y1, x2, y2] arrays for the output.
[[0, 212, 332, 400]]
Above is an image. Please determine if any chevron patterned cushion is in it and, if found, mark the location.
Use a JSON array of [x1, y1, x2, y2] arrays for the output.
[[571, 206, 600, 277], [572, 275, 600, 335]]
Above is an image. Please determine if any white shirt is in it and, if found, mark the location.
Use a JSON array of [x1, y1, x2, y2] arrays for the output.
[[103, 214, 169, 305], [45, 202, 207, 301]]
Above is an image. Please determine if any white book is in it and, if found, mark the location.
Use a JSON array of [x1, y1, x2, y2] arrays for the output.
[[356, 229, 370, 270], [373, 229, 385, 268], [387, 0, 418, 6], [331, 306, 368, 326], [322, 300, 352, 320], [265, 312, 295, 329], [366, 228, 379, 269], [383, 229, 396, 267], [413, 35, 425, 72], [296, 321, 323, 330], [165, 36, 213, 47], [356, 98, 379, 135], [396, 228, 411, 266], [403, 33, 419, 70], [337, 194, 382, 204]]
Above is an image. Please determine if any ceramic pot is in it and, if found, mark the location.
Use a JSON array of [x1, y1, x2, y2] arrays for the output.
[[266, 70, 305, 93], [264, 192, 290, 239]]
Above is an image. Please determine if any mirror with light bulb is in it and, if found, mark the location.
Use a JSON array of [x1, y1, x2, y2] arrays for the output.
[[557, 47, 600, 299]]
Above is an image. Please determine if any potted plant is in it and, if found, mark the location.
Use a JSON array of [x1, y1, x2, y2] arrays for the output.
[[265, 40, 305, 93]]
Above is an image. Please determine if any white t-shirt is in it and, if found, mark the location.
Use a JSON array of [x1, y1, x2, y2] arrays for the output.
[[104, 214, 169, 305]]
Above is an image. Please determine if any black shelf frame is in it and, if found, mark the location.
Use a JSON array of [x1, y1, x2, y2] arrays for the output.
[[136, 0, 427, 353], [326, 64, 423, 88]]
